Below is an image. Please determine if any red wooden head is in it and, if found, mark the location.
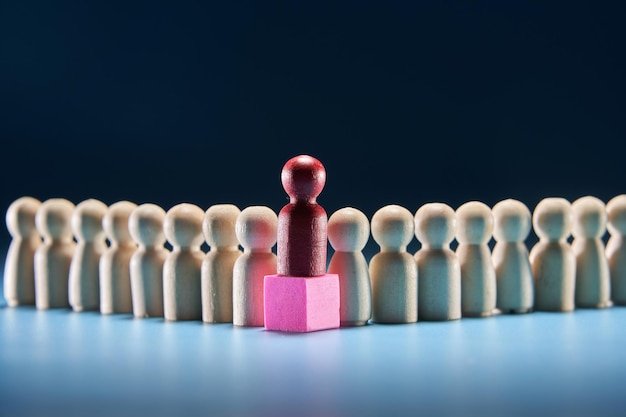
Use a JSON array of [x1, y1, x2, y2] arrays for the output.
[[281, 155, 326, 202]]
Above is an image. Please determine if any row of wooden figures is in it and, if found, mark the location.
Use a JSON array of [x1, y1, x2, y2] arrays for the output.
[[3, 195, 626, 326]]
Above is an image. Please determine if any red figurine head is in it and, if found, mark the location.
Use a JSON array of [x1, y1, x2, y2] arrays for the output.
[[281, 155, 326, 202]]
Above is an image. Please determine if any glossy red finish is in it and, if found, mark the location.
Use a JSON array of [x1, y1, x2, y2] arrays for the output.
[[277, 155, 328, 277], [281, 155, 326, 203]]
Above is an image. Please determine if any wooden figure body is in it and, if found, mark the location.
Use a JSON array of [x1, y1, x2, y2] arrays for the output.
[[69, 199, 108, 312], [328, 207, 372, 326], [456, 201, 497, 317], [201, 204, 242, 323], [530, 198, 576, 312], [233, 206, 278, 327], [34, 198, 76, 309], [414, 203, 461, 321], [129, 203, 168, 318], [99, 201, 137, 314], [607, 195, 626, 305], [163, 203, 204, 321], [369, 205, 416, 324], [572, 196, 611, 308], [492, 199, 534, 314], [3, 197, 41, 307]]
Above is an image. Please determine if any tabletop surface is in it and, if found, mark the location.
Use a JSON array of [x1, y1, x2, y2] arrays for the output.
[[1, 278, 625, 417]]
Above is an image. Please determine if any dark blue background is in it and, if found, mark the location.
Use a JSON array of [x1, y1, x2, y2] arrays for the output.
[[1, 1, 624, 249]]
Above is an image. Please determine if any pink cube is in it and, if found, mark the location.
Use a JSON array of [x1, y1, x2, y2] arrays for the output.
[[264, 274, 340, 332]]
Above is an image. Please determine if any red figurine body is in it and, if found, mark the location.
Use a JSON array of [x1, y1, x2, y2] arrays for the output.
[[278, 155, 327, 277]]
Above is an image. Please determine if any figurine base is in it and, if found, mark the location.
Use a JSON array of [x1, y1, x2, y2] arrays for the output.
[[264, 274, 340, 333]]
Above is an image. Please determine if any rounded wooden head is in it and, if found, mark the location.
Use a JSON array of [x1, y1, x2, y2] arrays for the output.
[[492, 199, 531, 243], [532, 198, 572, 241], [607, 194, 626, 236], [371, 205, 413, 251], [281, 155, 326, 202], [202, 204, 241, 249], [328, 207, 370, 252], [456, 201, 493, 245], [129, 203, 167, 247], [71, 199, 108, 242], [6, 196, 41, 238], [236, 206, 278, 250], [414, 203, 455, 248], [103, 201, 138, 244], [163, 203, 204, 249], [35, 198, 75, 241], [572, 196, 606, 239]]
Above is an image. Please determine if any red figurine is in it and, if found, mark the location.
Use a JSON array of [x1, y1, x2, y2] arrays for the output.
[[278, 155, 328, 277], [264, 154, 340, 332]]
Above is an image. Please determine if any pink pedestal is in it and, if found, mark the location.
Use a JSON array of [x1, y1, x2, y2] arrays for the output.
[[264, 274, 340, 332]]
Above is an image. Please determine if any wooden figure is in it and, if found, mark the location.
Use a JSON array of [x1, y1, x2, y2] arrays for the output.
[[530, 198, 576, 312], [607, 194, 626, 305], [456, 201, 497, 317], [414, 203, 461, 321], [99, 201, 137, 314], [201, 204, 242, 323], [572, 196, 611, 308], [492, 199, 534, 314], [277, 155, 327, 277], [328, 207, 372, 326], [369, 205, 417, 324], [163, 203, 204, 321], [69, 199, 108, 312], [129, 203, 168, 318], [233, 206, 278, 327], [34, 198, 76, 309], [4, 197, 41, 306]]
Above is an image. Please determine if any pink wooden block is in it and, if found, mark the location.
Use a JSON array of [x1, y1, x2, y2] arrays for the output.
[[264, 274, 340, 332]]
